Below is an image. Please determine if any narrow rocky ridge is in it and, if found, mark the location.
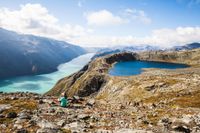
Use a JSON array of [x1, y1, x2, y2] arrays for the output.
[[47, 49, 200, 98]]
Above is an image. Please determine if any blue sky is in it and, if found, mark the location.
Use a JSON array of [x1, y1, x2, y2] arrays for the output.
[[0, 0, 200, 47]]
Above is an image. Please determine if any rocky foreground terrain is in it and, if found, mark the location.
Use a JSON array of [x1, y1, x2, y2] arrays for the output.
[[1, 49, 200, 132], [1, 91, 200, 133]]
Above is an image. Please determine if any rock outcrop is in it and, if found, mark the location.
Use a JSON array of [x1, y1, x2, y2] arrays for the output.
[[47, 48, 200, 99]]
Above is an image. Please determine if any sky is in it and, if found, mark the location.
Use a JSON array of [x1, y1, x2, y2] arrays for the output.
[[0, 0, 200, 47]]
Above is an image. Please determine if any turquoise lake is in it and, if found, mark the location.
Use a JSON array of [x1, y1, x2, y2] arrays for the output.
[[0, 53, 94, 94], [109, 60, 189, 76]]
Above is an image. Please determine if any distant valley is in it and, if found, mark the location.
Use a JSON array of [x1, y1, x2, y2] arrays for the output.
[[1, 27, 199, 81]]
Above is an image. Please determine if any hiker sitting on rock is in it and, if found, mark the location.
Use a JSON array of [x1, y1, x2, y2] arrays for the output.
[[58, 92, 68, 107]]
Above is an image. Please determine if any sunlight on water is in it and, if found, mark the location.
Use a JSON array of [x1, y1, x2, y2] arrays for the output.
[[0, 53, 94, 94]]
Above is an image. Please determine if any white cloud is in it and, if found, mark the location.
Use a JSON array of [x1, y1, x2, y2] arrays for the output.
[[85, 10, 126, 26], [123, 8, 152, 24], [0, 3, 88, 41], [0, 4, 199, 48], [73, 27, 200, 48], [85, 8, 151, 26], [148, 27, 200, 47]]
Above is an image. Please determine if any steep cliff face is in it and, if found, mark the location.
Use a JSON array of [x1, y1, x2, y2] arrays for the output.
[[47, 49, 200, 104], [47, 52, 138, 96], [0, 28, 86, 80]]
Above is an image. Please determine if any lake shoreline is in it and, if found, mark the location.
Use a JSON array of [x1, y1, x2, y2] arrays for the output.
[[0, 53, 94, 94]]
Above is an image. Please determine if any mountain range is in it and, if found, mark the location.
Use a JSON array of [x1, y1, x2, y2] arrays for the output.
[[92, 43, 200, 59], [92, 45, 161, 59], [0, 28, 86, 80], [171, 42, 200, 51]]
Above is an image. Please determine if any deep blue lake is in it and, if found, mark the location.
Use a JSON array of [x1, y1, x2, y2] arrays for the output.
[[109, 60, 189, 76]]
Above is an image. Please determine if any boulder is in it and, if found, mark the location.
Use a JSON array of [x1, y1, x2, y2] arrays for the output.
[[18, 112, 31, 120], [78, 114, 90, 120], [6, 112, 17, 118], [140, 83, 155, 91], [16, 129, 28, 133], [36, 128, 62, 133], [38, 100, 44, 104], [0, 104, 12, 113], [56, 119, 66, 127], [63, 122, 84, 132], [96, 129, 112, 133], [115, 129, 153, 133], [86, 99, 95, 107], [172, 125, 191, 133], [0, 114, 5, 118], [38, 120, 57, 129]]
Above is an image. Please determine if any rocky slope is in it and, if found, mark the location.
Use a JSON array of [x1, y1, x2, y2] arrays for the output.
[[45, 48, 200, 132], [1, 92, 200, 133], [0, 28, 86, 80], [47, 48, 200, 98]]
